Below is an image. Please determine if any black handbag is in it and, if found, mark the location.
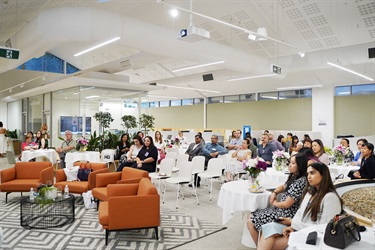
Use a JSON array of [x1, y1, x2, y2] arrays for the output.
[[323, 214, 361, 249]]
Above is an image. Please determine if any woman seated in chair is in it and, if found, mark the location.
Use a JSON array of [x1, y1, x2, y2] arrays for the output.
[[131, 136, 158, 173], [350, 142, 375, 179], [224, 138, 252, 182], [117, 133, 130, 162], [116, 135, 143, 172], [247, 153, 308, 246], [35, 130, 46, 149], [256, 162, 343, 250]]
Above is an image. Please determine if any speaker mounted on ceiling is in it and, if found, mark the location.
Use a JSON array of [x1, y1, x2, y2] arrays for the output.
[[202, 73, 214, 82]]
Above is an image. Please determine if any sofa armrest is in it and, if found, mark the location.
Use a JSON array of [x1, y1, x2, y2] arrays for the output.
[[40, 167, 54, 184], [107, 184, 139, 197], [88, 168, 109, 190], [107, 195, 160, 230], [55, 169, 67, 182], [117, 177, 146, 184], [0, 167, 16, 183], [96, 172, 122, 187]]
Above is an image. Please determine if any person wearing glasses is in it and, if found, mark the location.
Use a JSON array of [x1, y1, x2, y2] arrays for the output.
[[352, 138, 368, 166], [56, 130, 76, 168]]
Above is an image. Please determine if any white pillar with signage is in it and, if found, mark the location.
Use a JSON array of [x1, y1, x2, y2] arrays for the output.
[[312, 85, 335, 148]]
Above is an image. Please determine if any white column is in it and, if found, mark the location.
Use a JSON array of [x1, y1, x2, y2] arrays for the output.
[[312, 85, 335, 148]]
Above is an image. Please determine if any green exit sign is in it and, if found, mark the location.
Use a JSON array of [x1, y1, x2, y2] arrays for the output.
[[0, 47, 20, 59]]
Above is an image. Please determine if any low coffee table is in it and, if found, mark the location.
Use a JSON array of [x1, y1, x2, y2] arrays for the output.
[[20, 195, 75, 229]]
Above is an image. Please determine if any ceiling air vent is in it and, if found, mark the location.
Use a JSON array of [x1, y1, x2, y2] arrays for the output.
[[120, 59, 131, 68]]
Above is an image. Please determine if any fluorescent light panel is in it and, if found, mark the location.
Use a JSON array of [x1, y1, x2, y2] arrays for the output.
[[74, 37, 121, 57], [172, 61, 225, 72], [277, 85, 322, 90], [148, 94, 178, 99], [228, 73, 276, 82], [157, 83, 220, 93], [327, 62, 374, 81], [85, 95, 100, 99]]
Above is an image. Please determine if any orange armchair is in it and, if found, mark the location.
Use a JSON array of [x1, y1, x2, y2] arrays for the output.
[[54, 162, 109, 194], [92, 168, 149, 204], [0, 162, 54, 202], [98, 178, 160, 245]]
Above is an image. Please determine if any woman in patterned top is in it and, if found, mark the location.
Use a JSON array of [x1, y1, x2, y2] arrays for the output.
[[247, 153, 308, 247]]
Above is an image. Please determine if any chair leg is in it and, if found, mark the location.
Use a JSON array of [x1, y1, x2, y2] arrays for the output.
[[96, 200, 100, 211], [6, 192, 10, 203], [105, 229, 109, 245], [191, 182, 200, 205], [162, 183, 166, 204], [176, 183, 179, 209], [210, 178, 213, 201], [154, 226, 159, 240]]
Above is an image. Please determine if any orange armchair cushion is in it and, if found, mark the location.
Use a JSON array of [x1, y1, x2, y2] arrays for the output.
[[99, 179, 160, 231]]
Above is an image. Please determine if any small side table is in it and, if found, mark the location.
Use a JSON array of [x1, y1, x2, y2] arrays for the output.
[[20, 195, 75, 229]]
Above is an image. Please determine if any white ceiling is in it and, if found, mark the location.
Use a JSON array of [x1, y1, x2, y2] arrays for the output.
[[0, 0, 374, 102]]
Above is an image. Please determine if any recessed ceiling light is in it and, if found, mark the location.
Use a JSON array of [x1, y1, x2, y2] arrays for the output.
[[327, 62, 374, 81], [86, 95, 100, 99], [172, 61, 225, 72], [74, 37, 121, 57], [228, 73, 276, 82], [169, 9, 178, 17]]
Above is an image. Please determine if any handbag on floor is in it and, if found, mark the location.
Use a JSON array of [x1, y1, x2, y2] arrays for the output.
[[323, 214, 361, 249]]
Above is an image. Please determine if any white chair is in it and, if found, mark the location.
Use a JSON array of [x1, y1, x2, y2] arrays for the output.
[[100, 149, 116, 168], [191, 156, 205, 187], [174, 154, 189, 172], [6, 151, 16, 166], [163, 161, 199, 209], [149, 158, 174, 192], [198, 158, 224, 201], [166, 148, 179, 154]]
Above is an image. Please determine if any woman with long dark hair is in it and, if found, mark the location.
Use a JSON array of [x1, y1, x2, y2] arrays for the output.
[[35, 130, 46, 149], [257, 162, 343, 250], [247, 153, 308, 245], [116, 135, 144, 172], [117, 133, 130, 161], [312, 139, 329, 165], [289, 135, 301, 155], [132, 136, 158, 172], [351, 142, 375, 179]]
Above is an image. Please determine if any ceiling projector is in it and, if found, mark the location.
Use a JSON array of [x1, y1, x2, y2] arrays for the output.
[[178, 26, 210, 43]]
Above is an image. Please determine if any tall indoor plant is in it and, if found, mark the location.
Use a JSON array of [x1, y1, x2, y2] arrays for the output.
[[138, 113, 155, 135], [94, 112, 114, 150], [121, 115, 137, 134]]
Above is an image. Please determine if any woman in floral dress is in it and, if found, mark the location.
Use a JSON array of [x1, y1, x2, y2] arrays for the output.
[[247, 153, 308, 246]]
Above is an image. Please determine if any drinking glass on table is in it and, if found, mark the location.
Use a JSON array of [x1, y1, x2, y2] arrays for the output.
[[57, 185, 62, 197]]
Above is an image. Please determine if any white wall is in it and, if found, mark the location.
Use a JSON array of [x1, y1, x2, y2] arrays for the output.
[[0, 101, 7, 127], [6, 100, 22, 133], [99, 101, 139, 131], [312, 85, 335, 148]]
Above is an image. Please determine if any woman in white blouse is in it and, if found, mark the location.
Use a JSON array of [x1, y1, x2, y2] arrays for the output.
[[116, 135, 144, 172], [257, 162, 343, 250], [154, 131, 166, 162]]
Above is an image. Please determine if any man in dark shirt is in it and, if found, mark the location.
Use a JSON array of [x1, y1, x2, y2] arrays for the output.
[[185, 134, 204, 161]]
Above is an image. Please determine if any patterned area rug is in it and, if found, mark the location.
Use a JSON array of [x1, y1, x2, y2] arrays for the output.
[[0, 196, 226, 250], [342, 187, 375, 220]]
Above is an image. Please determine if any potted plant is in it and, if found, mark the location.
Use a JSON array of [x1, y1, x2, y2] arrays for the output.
[[6, 129, 21, 154], [86, 131, 102, 151], [94, 112, 114, 150], [121, 115, 137, 134], [138, 114, 155, 135], [104, 132, 119, 149]]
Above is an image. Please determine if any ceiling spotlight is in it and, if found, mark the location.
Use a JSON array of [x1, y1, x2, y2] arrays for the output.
[[248, 33, 256, 41], [169, 9, 178, 17], [298, 52, 305, 58]]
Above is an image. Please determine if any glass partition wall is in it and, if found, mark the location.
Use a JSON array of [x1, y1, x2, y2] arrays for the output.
[[51, 86, 148, 148]]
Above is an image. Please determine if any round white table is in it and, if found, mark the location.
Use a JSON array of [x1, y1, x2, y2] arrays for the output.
[[21, 149, 57, 163], [65, 151, 100, 168], [329, 164, 360, 177], [258, 168, 289, 189], [217, 180, 271, 247], [288, 224, 374, 250]]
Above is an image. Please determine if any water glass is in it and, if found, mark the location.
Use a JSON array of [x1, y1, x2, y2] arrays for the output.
[[57, 185, 62, 197], [317, 213, 326, 234]]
